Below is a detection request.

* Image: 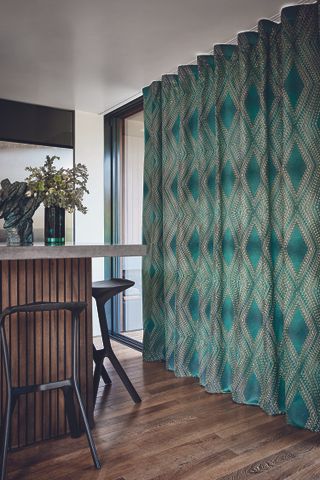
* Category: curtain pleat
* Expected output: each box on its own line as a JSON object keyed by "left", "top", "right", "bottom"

{"left": 142, "top": 2, "right": 320, "bottom": 431}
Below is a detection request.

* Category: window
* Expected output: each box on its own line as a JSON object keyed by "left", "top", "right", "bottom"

{"left": 104, "top": 97, "right": 144, "bottom": 350}
{"left": 120, "top": 111, "right": 144, "bottom": 342}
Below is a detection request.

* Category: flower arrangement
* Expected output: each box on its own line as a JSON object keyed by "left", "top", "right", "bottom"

{"left": 25, "top": 155, "right": 89, "bottom": 214}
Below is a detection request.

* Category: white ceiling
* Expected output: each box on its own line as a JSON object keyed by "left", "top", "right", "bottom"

{"left": 0, "top": 0, "right": 303, "bottom": 114}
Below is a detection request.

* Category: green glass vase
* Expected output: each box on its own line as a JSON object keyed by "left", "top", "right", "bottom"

{"left": 44, "top": 206, "right": 65, "bottom": 245}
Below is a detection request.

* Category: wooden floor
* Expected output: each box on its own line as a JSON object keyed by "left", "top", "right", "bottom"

{"left": 7, "top": 341, "right": 320, "bottom": 480}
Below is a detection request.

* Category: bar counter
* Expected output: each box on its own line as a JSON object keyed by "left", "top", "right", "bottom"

{"left": 0, "top": 243, "right": 146, "bottom": 449}
{"left": 0, "top": 243, "right": 146, "bottom": 260}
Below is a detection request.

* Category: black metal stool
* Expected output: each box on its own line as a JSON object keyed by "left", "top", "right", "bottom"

{"left": 0, "top": 301, "right": 101, "bottom": 480}
{"left": 92, "top": 279, "right": 141, "bottom": 406}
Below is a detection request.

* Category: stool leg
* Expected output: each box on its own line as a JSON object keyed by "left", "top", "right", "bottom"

{"left": 93, "top": 359, "right": 103, "bottom": 406}
{"left": 107, "top": 351, "right": 141, "bottom": 404}
{"left": 96, "top": 298, "right": 140, "bottom": 404}
{"left": 93, "top": 345, "right": 112, "bottom": 386}
{"left": 73, "top": 382, "right": 101, "bottom": 469}
{"left": 72, "top": 313, "right": 101, "bottom": 469}
{"left": 63, "top": 386, "right": 81, "bottom": 438}
{"left": 0, "top": 395, "right": 12, "bottom": 480}
{"left": 0, "top": 328, "right": 13, "bottom": 480}
{"left": 101, "top": 365, "right": 112, "bottom": 385}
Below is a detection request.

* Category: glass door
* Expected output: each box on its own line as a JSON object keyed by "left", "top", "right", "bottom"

{"left": 119, "top": 111, "right": 144, "bottom": 343}
{"left": 104, "top": 98, "right": 144, "bottom": 350}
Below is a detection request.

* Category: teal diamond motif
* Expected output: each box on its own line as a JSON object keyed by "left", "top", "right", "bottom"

{"left": 143, "top": 181, "right": 149, "bottom": 199}
{"left": 246, "top": 156, "right": 261, "bottom": 196}
{"left": 188, "top": 228, "right": 200, "bottom": 262}
{"left": 207, "top": 236, "right": 213, "bottom": 255}
{"left": 268, "top": 159, "right": 277, "bottom": 186}
{"left": 207, "top": 167, "right": 216, "bottom": 195}
{"left": 168, "top": 352, "right": 174, "bottom": 370}
{"left": 149, "top": 264, "right": 156, "bottom": 278}
{"left": 284, "top": 6, "right": 299, "bottom": 26}
{"left": 172, "top": 115, "right": 180, "bottom": 143}
{"left": 222, "top": 297, "right": 233, "bottom": 332}
{"left": 270, "top": 230, "right": 281, "bottom": 265}
{"left": 169, "top": 293, "right": 175, "bottom": 312}
{"left": 207, "top": 105, "right": 216, "bottom": 134}
{"left": 244, "top": 373, "right": 261, "bottom": 403}
{"left": 205, "top": 302, "right": 211, "bottom": 319}
{"left": 221, "top": 44, "right": 236, "bottom": 60}
{"left": 220, "top": 93, "right": 236, "bottom": 130}
{"left": 188, "top": 109, "right": 199, "bottom": 140}
{"left": 288, "top": 309, "right": 309, "bottom": 354}
{"left": 170, "top": 234, "right": 176, "bottom": 255}
{"left": 265, "top": 83, "right": 275, "bottom": 111}
{"left": 273, "top": 303, "right": 284, "bottom": 342}
{"left": 221, "top": 363, "right": 232, "bottom": 392}
{"left": 171, "top": 176, "right": 178, "bottom": 198}
{"left": 287, "top": 392, "right": 309, "bottom": 428}
{"left": 287, "top": 225, "right": 307, "bottom": 272}
{"left": 187, "top": 170, "right": 199, "bottom": 201}
{"left": 189, "top": 290, "right": 199, "bottom": 321}
{"left": 222, "top": 228, "right": 235, "bottom": 265}
{"left": 190, "top": 65, "right": 199, "bottom": 80}
{"left": 189, "top": 351, "right": 199, "bottom": 376}
{"left": 246, "top": 227, "right": 262, "bottom": 269}
{"left": 246, "top": 300, "right": 263, "bottom": 340}
{"left": 146, "top": 318, "right": 155, "bottom": 333}
{"left": 284, "top": 65, "right": 304, "bottom": 109}
{"left": 245, "top": 85, "right": 260, "bottom": 124}
{"left": 221, "top": 161, "right": 235, "bottom": 197}
{"left": 144, "top": 128, "right": 150, "bottom": 144}
{"left": 279, "top": 377, "right": 286, "bottom": 412}
{"left": 286, "top": 144, "right": 306, "bottom": 191}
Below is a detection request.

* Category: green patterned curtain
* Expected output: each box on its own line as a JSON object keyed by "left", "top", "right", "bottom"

{"left": 142, "top": 3, "right": 320, "bottom": 431}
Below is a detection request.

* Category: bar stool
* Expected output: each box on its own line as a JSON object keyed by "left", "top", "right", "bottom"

{"left": 0, "top": 301, "right": 101, "bottom": 480}
{"left": 92, "top": 279, "right": 141, "bottom": 406}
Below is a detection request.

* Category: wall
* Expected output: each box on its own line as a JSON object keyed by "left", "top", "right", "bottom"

{"left": 74, "top": 110, "right": 104, "bottom": 336}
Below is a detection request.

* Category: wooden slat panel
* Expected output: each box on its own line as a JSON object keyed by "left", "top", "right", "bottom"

{"left": 34, "top": 259, "right": 43, "bottom": 443}
{"left": 26, "top": 259, "right": 35, "bottom": 445}
{"left": 49, "top": 258, "right": 58, "bottom": 438}
{"left": 42, "top": 258, "right": 50, "bottom": 441}
{"left": 57, "top": 259, "right": 66, "bottom": 436}
{"left": 0, "top": 257, "right": 93, "bottom": 448}
{"left": 17, "top": 260, "right": 27, "bottom": 448}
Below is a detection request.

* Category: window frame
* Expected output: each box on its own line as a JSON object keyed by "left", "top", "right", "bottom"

{"left": 104, "top": 96, "right": 144, "bottom": 352}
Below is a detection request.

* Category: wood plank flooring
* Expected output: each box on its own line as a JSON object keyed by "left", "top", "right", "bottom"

{"left": 7, "top": 340, "right": 320, "bottom": 480}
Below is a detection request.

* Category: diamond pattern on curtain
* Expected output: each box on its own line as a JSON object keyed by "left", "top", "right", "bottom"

{"left": 142, "top": 2, "right": 320, "bottom": 431}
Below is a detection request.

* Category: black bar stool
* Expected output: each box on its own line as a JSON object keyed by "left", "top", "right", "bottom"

{"left": 0, "top": 301, "right": 101, "bottom": 480}
{"left": 92, "top": 279, "right": 141, "bottom": 406}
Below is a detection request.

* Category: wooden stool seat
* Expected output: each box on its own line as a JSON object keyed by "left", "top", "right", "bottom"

{"left": 92, "top": 278, "right": 134, "bottom": 299}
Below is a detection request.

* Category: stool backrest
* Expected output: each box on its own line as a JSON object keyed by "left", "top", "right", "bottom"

{"left": 0, "top": 301, "right": 87, "bottom": 390}
{"left": 0, "top": 301, "right": 86, "bottom": 326}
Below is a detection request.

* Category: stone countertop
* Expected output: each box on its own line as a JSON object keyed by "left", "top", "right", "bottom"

{"left": 0, "top": 243, "right": 147, "bottom": 260}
